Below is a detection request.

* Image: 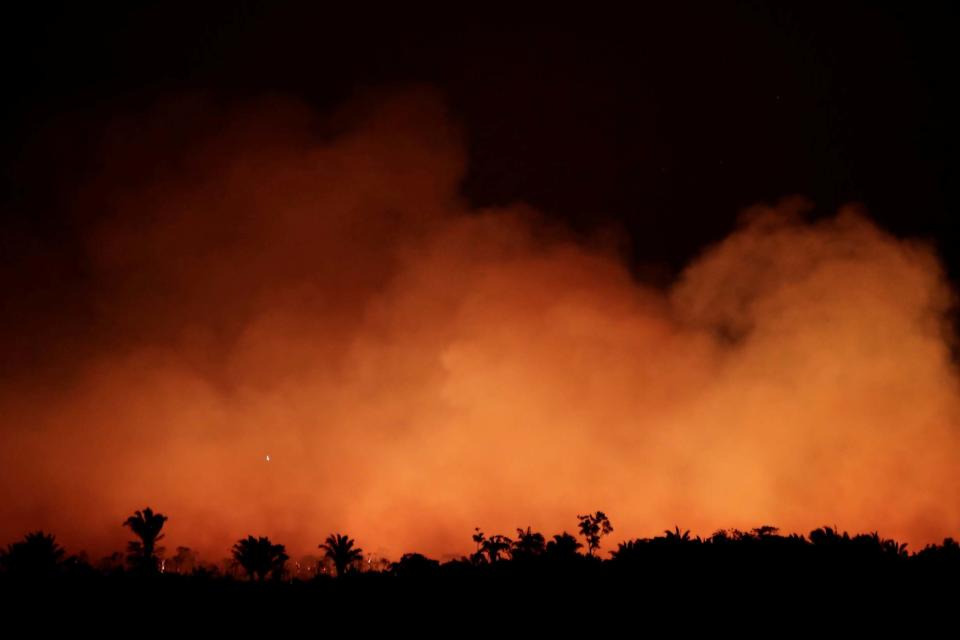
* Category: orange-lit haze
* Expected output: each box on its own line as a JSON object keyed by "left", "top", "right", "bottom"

{"left": 2, "top": 89, "right": 959, "bottom": 563}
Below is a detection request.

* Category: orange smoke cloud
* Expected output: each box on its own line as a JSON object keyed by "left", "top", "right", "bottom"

{"left": 2, "top": 89, "right": 959, "bottom": 563}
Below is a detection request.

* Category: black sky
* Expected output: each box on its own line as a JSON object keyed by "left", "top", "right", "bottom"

{"left": 1, "top": 2, "right": 957, "bottom": 296}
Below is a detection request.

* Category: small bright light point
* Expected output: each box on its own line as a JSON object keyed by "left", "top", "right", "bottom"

{"left": 265, "top": 455, "right": 271, "bottom": 462}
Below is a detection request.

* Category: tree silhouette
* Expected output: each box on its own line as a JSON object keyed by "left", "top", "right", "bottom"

{"left": 577, "top": 511, "right": 613, "bottom": 556}
{"left": 1, "top": 531, "right": 66, "bottom": 579}
{"left": 231, "top": 536, "right": 288, "bottom": 581}
{"left": 481, "top": 534, "right": 513, "bottom": 563}
{"left": 97, "top": 551, "right": 125, "bottom": 575}
{"left": 470, "top": 527, "right": 487, "bottom": 565}
{"left": 882, "top": 538, "right": 909, "bottom": 559}
{"left": 391, "top": 553, "right": 441, "bottom": 578}
{"left": 809, "top": 526, "right": 849, "bottom": 548}
{"left": 850, "top": 531, "right": 908, "bottom": 559}
{"left": 752, "top": 525, "right": 780, "bottom": 539}
{"left": 664, "top": 526, "right": 692, "bottom": 543}
{"left": 512, "top": 527, "right": 546, "bottom": 560}
{"left": 170, "top": 546, "right": 199, "bottom": 574}
{"left": 545, "top": 532, "right": 583, "bottom": 557}
{"left": 610, "top": 539, "right": 643, "bottom": 562}
{"left": 319, "top": 533, "right": 363, "bottom": 577}
{"left": 123, "top": 507, "right": 167, "bottom": 573}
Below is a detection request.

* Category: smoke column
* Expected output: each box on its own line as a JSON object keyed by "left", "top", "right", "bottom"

{"left": 1, "top": 89, "right": 958, "bottom": 561}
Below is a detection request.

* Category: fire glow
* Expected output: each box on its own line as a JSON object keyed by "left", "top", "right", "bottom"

{"left": 1, "top": 90, "right": 958, "bottom": 562}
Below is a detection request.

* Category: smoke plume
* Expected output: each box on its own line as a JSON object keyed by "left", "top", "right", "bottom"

{"left": 2, "top": 89, "right": 958, "bottom": 561}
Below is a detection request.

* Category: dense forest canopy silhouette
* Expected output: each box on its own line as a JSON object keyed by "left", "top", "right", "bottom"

{"left": 4, "top": 508, "right": 960, "bottom": 600}
{"left": 7, "top": 518, "right": 959, "bottom": 628}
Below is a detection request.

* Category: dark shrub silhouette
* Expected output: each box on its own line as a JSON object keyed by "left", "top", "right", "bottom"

{"left": 319, "top": 533, "right": 363, "bottom": 577}
{"left": 232, "top": 536, "right": 288, "bottom": 581}
{"left": 98, "top": 551, "right": 125, "bottom": 575}
{"left": 1, "top": 531, "right": 66, "bottom": 579}
{"left": 123, "top": 507, "right": 167, "bottom": 573}
{"left": 391, "top": 553, "right": 441, "bottom": 579}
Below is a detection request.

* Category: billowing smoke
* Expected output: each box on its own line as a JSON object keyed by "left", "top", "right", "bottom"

{"left": 2, "top": 89, "right": 958, "bottom": 562}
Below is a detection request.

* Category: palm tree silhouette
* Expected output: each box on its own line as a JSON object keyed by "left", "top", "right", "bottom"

{"left": 610, "top": 539, "right": 643, "bottom": 562}
{"left": 882, "top": 538, "right": 909, "bottom": 558}
{"left": 481, "top": 534, "right": 513, "bottom": 563}
{"left": 123, "top": 507, "right": 167, "bottom": 573}
{"left": 319, "top": 533, "right": 364, "bottom": 577}
{"left": 664, "top": 526, "right": 692, "bottom": 543}
{"left": 231, "top": 536, "right": 288, "bottom": 581}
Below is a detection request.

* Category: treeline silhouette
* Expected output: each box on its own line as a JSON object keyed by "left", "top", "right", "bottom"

{"left": 4, "top": 507, "right": 960, "bottom": 580}
{"left": 3, "top": 506, "right": 960, "bottom": 620}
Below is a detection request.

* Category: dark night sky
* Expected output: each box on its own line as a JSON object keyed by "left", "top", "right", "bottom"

{"left": 1, "top": 1, "right": 957, "bottom": 307}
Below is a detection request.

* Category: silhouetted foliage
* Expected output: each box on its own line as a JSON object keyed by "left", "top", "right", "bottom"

{"left": 6, "top": 512, "right": 960, "bottom": 622}
{"left": 512, "top": 527, "right": 546, "bottom": 560}
{"left": 471, "top": 527, "right": 487, "bottom": 565}
{"left": 98, "top": 551, "right": 125, "bottom": 575}
{"left": 663, "top": 526, "right": 693, "bottom": 543}
{"left": 610, "top": 538, "right": 641, "bottom": 561}
{"left": 481, "top": 534, "right": 513, "bottom": 563}
{"left": 231, "top": 536, "right": 288, "bottom": 581}
{"left": 319, "top": 533, "right": 363, "bottom": 577}
{"left": 170, "top": 546, "right": 199, "bottom": 574}
{"left": 190, "top": 563, "right": 220, "bottom": 580}
{"left": 123, "top": 507, "right": 167, "bottom": 574}
{"left": 545, "top": 532, "right": 583, "bottom": 557}
{"left": 472, "top": 527, "right": 485, "bottom": 552}
{"left": 577, "top": 511, "right": 613, "bottom": 556}
{"left": 1, "top": 531, "right": 65, "bottom": 579}
{"left": 391, "top": 553, "right": 441, "bottom": 579}
{"left": 810, "top": 525, "right": 848, "bottom": 547}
